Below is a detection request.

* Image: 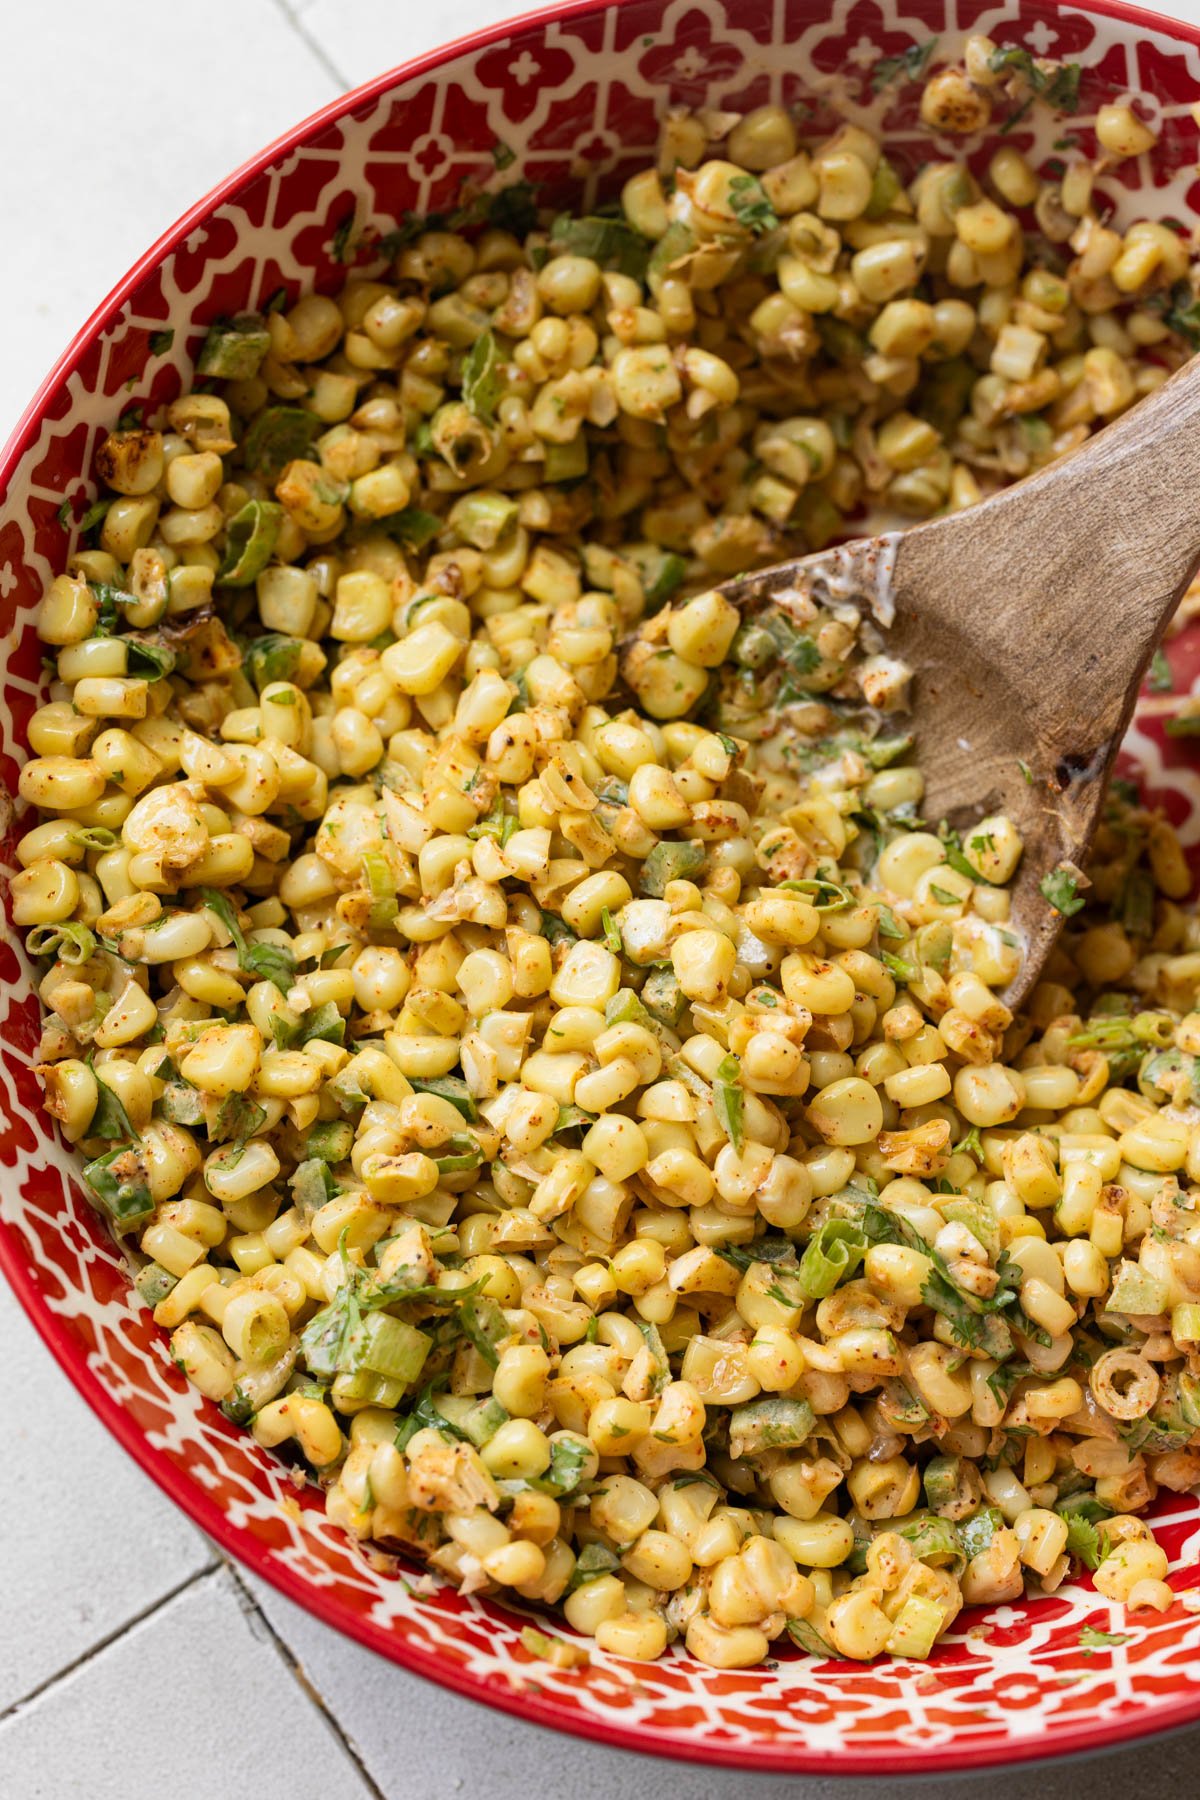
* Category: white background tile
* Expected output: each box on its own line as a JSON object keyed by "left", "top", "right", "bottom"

{"left": 0, "top": 1568, "right": 375, "bottom": 1800}
{"left": 0, "top": 1, "right": 339, "bottom": 435}
{"left": 6, "top": 1, "right": 1200, "bottom": 1794}
{"left": 0, "top": 1283, "right": 214, "bottom": 1712}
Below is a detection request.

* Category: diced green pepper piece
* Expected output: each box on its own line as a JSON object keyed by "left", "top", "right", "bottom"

{"left": 644, "top": 551, "right": 688, "bottom": 612}
{"left": 728, "top": 1396, "right": 815, "bottom": 1457}
{"left": 641, "top": 966, "right": 687, "bottom": 1027}
{"left": 157, "top": 1082, "right": 206, "bottom": 1127}
{"left": 604, "top": 987, "right": 654, "bottom": 1030}
{"left": 198, "top": 315, "right": 270, "bottom": 380}
{"left": 885, "top": 1593, "right": 945, "bottom": 1658}
{"left": 895, "top": 1512, "right": 964, "bottom": 1571}
{"left": 342, "top": 1312, "right": 431, "bottom": 1385}
{"left": 1107, "top": 1261, "right": 1170, "bottom": 1315}
{"left": 640, "top": 839, "right": 705, "bottom": 896}
{"left": 307, "top": 1120, "right": 353, "bottom": 1163}
{"left": 796, "top": 1220, "right": 867, "bottom": 1298}
{"left": 292, "top": 1158, "right": 338, "bottom": 1218}
{"left": 83, "top": 1144, "right": 154, "bottom": 1231}
{"left": 460, "top": 1397, "right": 509, "bottom": 1446}
{"left": 302, "top": 1001, "right": 346, "bottom": 1046}
{"left": 543, "top": 439, "right": 589, "bottom": 483}
{"left": 959, "top": 1506, "right": 1004, "bottom": 1560}
{"left": 135, "top": 1262, "right": 178, "bottom": 1307}
{"left": 409, "top": 1075, "right": 478, "bottom": 1121}
{"left": 566, "top": 1542, "right": 621, "bottom": 1592}
{"left": 332, "top": 1369, "right": 406, "bottom": 1411}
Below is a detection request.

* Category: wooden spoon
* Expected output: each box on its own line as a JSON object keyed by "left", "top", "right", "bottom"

{"left": 720, "top": 354, "right": 1200, "bottom": 1008}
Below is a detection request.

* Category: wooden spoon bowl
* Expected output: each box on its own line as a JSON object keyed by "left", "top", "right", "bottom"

{"left": 722, "top": 355, "right": 1200, "bottom": 1006}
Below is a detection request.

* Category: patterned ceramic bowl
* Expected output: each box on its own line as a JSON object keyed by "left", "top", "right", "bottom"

{"left": 5, "top": 0, "right": 1200, "bottom": 1774}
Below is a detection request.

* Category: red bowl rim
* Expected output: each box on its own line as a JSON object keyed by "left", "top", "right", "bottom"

{"left": 6, "top": 0, "right": 1200, "bottom": 1772}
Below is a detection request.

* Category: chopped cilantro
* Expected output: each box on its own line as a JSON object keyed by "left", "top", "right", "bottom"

{"left": 200, "top": 889, "right": 296, "bottom": 993}
{"left": 330, "top": 211, "right": 357, "bottom": 264}
{"left": 728, "top": 175, "right": 779, "bottom": 235}
{"left": 1062, "top": 1515, "right": 1102, "bottom": 1571}
{"left": 1040, "top": 865, "right": 1086, "bottom": 918}
{"left": 1165, "top": 279, "right": 1200, "bottom": 350}
{"left": 870, "top": 38, "right": 938, "bottom": 92}
{"left": 80, "top": 496, "right": 113, "bottom": 540}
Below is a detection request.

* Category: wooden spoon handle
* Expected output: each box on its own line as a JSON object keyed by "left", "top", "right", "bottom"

{"left": 894, "top": 353, "right": 1200, "bottom": 752}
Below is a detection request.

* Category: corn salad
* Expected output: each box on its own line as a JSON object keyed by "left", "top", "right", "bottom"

{"left": 21, "top": 39, "right": 1200, "bottom": 1670}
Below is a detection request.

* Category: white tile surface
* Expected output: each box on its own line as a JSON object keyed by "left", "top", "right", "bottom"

{"left": 8, "top": 1, "right": 1200, "bottom": 1795}
{"left": 0, "top": 1281, "right": 215, "bottom": 1713}
{"left": 0, "top": 1568, "right": 375, "bottom": 1800}
{"left": 296, "top": 0, "right": 561, "bottom": 88}
{"left": 0, "top": 0, "right": 338, "bottom": 437}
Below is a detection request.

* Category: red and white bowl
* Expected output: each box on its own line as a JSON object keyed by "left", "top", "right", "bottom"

{"left": 5, "top": 0, "right": 1200, "bottom": 1773}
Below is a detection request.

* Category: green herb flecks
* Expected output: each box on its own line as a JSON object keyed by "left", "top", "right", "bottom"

{"left": 1040, "top": 864, "right": 1087, "bottom": 918}
{"left": 200, "top": 889, "right": 296, "bottom": 993}
{"left": 83, "top": 1143, "right": 153, "bottom": 1231}
{"left": 987, "top": 44, "right": 1082, "bottom": 112}
{"left": 871, "top": 38, "right": 938, "bottom": 92}
{"left": 728, "top": 175, "right": 779, "bottom": 236}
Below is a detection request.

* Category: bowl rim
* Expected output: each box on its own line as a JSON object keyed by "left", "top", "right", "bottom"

{"left": 6, "top": 0, "right": 1200, "bottom": 1772}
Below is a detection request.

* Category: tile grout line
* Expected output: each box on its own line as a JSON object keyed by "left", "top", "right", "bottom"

{"left": 221, "top": 1559, "right": 389, "bottom": 1800}
{"left": 269, "top": 0, "right": 353, "bottom": 91}
{"left": 0, "top": 1562, "right": 220, "bottom": 1726}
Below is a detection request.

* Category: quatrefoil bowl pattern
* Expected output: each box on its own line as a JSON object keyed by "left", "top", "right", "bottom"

{"left": 6, "top": 0, "right": 1200, "bottom": 1775}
